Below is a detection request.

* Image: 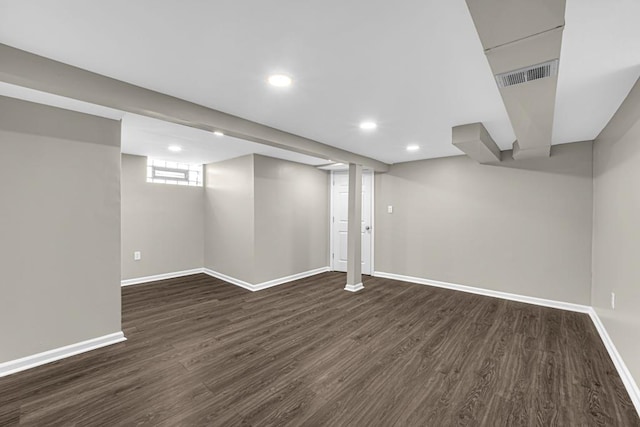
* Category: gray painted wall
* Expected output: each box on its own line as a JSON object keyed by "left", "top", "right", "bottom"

{"left": 375, "top": 141, "right": 593, "bottom": 305}
{"left": 592, "top": 81, "right": 640, "bottom": 386}
{"left": 0, "top": 96, "right": 121, "bottom": 363}
{"left": 254, "top": 155, "right": 329, "bottom": 283}
{"left": 121, "top": 154, "right": 204, "bottom": 280}
{"left": 204, "top": 155, "right": 255, "bottom": 283}
{"left": 204, "top": 154, "right": 329, "bottom": 285}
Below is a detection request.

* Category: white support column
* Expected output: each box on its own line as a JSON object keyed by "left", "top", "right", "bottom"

{"left": 345, "top": 163, "right": 364, "bottom": 292}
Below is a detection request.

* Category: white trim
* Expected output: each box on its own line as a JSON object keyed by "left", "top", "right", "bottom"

{"left": 588, "top": 309, "right": 640, "bottom": 414}
{"left": 373, "top": 271, "right": 591, "bottom": 313}
{"left": 0, "top": 331, "right": 126, "bottom": 378}
{"left": 252, "top": 267, "right": 331, "bottom": 291}
{"left": 121, "top": 268, "right": 204, "bottom": 286}
{"left": 203, "top": 267, "right": 331, "bottom": 292}
{"left": 370, "top": 171, "right": 375, "bottom": 275}
{"left": 330, "top": 170, "right": 374, "bottom": 275}
{"left": 202, "top": 268, "right": 254, "bottom": 291}
{"left": 329, "top": 170, "right": 335, "bottom": 271}
{"left": 344, "top": 282, "right": 364, "bottom": 292}
{"left": 373, "top": 270, "right": 639, "bottom": 415}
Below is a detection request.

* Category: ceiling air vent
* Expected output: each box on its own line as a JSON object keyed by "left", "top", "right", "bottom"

{"left": 495, "top": 59, "right": 559, "bottom": 88}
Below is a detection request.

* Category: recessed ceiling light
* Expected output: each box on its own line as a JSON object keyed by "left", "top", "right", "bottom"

{"left": 268, "top": 74, "right": 292, "bottom": 87}
{"left": 168, "top": 145, "right": 182, "bottom": 152}
{"left": 359, "top": 121, "right": 377, "bottom": 131}
{"left": 406, "top": 144, "right": 420, "bottom": 152}
{"left": 213, "top": 131, "right": 224, "bottom": 137}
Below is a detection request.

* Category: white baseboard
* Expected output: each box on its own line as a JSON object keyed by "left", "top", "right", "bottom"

{"left": 373, "top": 270, "right": 639, "bottom": 415}
{"left": 253, "top": 267, "right": 331, "bottom": 291}
{"left": 344, "top": 283, "right": 364, "bottom": 292}
{"left": 203, "top": 268, "right": 254, "bottom": 291}
{"left": 373, "top": 271, "right": 591, "bottom": 313}
{"left": 0, "top": 331, "right": 126, "bottom": 378}
{"left": 203, "top": 266, "right": 331, "bottom": 292}
{"left": 588, "top": 309, "right": 640, "bottom": 414}
{"left": 121, "top": 268, "right": 205, "bottom": 286}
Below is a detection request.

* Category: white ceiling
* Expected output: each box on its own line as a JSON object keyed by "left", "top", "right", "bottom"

{"left": 0, "top": 82, "right": 330, "bottom": 166}
{"left": 0, "top": 0, "right": 639, "bottom": 164}
{"left": 120, "top": 113, "right": 330, "bottom": 165}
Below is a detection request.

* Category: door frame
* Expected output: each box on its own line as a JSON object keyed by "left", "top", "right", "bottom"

{"left": 329, "top": 169, "right": 375, "bottom": 274}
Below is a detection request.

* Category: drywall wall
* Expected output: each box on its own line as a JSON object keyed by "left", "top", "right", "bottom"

{"left": 204, "top": 154, "right": 255, "bottom": 283}
{"left": 204, "top": 154, "right": 329, "bottom": 285}
{"left": 592, "top": 79, "right": 640, "bottom": 386}
{"left": 253, "top": 154, "right": 329, "bottom": 283}
{"left": 375, "top": 141, "right": 593, "bottom": 305}
{"left": 0, "top": 96, "right": 121, "bottom": 362}
{"left": 121, "top": 154, "right": 204, "bottom": 280}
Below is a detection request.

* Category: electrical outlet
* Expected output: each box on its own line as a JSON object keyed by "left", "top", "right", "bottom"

{"left": 611, "top": 292, "right": 615, "bottom": 309}
{"left": 134, "top": 251, "right": 141, "bottom": 261}
{"left": 387, "top": 205, "right": 393, "bottom": 214}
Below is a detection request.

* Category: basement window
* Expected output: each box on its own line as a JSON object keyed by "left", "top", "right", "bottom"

{"left": 147, "top": 158, "right": 203, "bottom": 187}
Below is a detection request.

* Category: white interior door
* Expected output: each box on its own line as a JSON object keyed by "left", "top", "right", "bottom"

{"left": 331, "top": 171, "right": 373, "bottom": 275}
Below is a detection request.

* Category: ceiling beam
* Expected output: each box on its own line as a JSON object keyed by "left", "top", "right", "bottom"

{"left": 465, "top": 0, "right": 566, "bottom": 159}
{"left": 0, "top": 43, "right": 389, "bottom": 172}
{"left": 452, "top": 122, "right": 501, "bottom": 163}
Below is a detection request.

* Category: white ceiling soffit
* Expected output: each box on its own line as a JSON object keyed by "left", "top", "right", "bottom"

{"left": 452, "top": 122, "right": 501, "bottom": 164}
{"left": 0, "top": 1, "right": 638, "bottom": 162}
{"left": 465, "top": 1, "right": 565, "bottom": 51}
{"left": 317, "top": 163, "right": 350, "bottom": 171}
{"left": 465, "top": 0, "right": 565, "bottom": 159}
{"left": 0, "top": 81, "right": 125, "bottom": 120}
{"left": 122, "top": 114, "right": 330, "bottom": 166}
{"left": 0, "top": 81, "right": 329, "bottom": 166}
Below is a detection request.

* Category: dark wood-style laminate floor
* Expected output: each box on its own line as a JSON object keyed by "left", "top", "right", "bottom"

{"left": 1, "top": 272, "right": 638, "bottom": 426}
